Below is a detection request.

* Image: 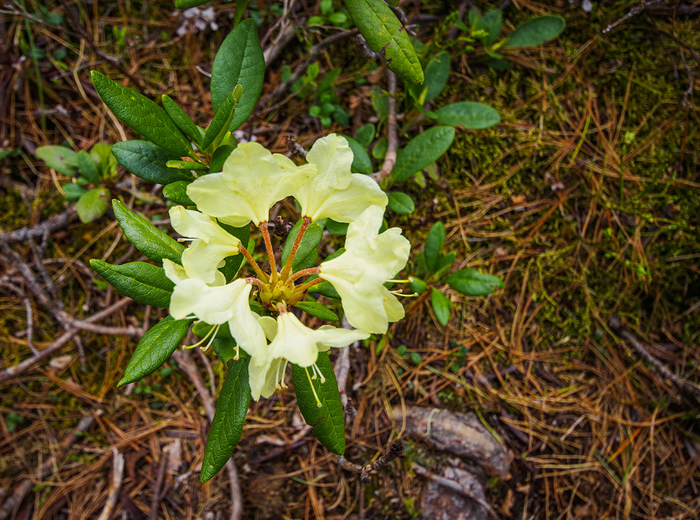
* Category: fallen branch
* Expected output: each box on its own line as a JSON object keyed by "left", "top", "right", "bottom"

{"left": 336, "top": 442, "right": 403, "bottom": 483}
{"left": 0, "top": 207, "right": 77, "bottom": 243}
{"left": 0, "top": 298, "right": 133, "bottom": 385}
{"left": 97, "top": 448, "right": 125, "bottom": 520}
{"left": 608, "top": 316, "right": 700, "bottom": 400}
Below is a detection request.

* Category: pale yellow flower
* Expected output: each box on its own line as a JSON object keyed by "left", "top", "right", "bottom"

{"left": 292, "top": 134, "right": 387, "bottom": 222}
{"left": 319, "top": 205, "right": 410, "bottom": 333}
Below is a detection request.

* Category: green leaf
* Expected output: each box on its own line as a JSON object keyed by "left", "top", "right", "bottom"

{"left": 203, "top": 87, "right": 240, "bottom": 151}
{"left": 90, "top": 71, "right": 191, "bottom": 157}
{"left": 294, "top": 301, "right": 339, "bottom": 321}
{"left": 292, "top": 352, "right": 345, "bottom": 455}
{"left": 308, "top": 280, "right": 341, "bottom": 299}
{"left": 372, "top": 138, "right": 388, "bottom": 160}
{"left": 118, "top": 316, "right": 190, "bottom": 386}
{"left": 209, "top": 145, "right": 235, "bottom": 173}
{"left": 201, "top": 358, "right": 251, "bottom": 483}
{"left": 410, "top": 51, "right": 450, "bottom": 104}
{"left": 391, "top": 126, "right": 455, "bottom": 182}
{"left": 387, "top": 192, "right": 415, "bottom": 214}
{"left": 281, "top": 220, "right": 324, "bottom": 272}
{"left": 504, "top": 15, "right": 566, "bottom": 48}
{"left": 76, "top": 188, "right": 109, "bottom": 222}
{"left": 90, "top": 260, "right": 174, "bottom": 308}
{"left": 344, "top": 0, "right": 424, "bottom": 85}
{"left": 424, "top": 221, "right": 445, "bottom": 274}
{"left": 175, "top": 0, "right": 209, "bottom": 8}
{"left": 36, "top": 145, "right": 79, "bottom": 176}
{"left": 446, "top": 269, "right": 504, "bottom": 296}
{"left": 431, "top": 288, "right": 451, "bottom": 326}
{"left": 112, "top": 199, "right": 185, "bottom": 264}
{"left": 342, "top": 135, "right": 373, "bottom": 174}
{"left": 166, "top": 160, "right": 208, "bottom": 171}
{"left": 355, "top": 124, "right": 375, "bottom": 147}
{"left": 162, "top": 181, "right": 194, "bottom": 206}
{"left": 63, "top": 182, "right": 87, "bottom": 201}
{"left": 213, "top": 338, "right": 237, "bottom": 364}
{"left": 431, "top": 102, "right": 500, "bottom": 129}
{"left": 112, "top": 140, "right": 193, "bottom": 184}
{"left": 211, "top": 20, "right": 265, "bottom": 132}
{"left": 162, "top": 95, "right": 203, "bottom": 147}
{"left": 408, "top": 276, "right": 427, "bottom": 294}
{"left": 324, "top": 219, "right": 348, "bottom": 236}
{"left": 435, "top": 252, "right": 456, "bottom": 279}
{"left": 476, "top": 10, "right": 502, "bottom": 46}
{"left": 193, "top": 321, "right": 233, "bottom": 340}
{"left": 77, "top": 150, "right": 99, "bottom": 184}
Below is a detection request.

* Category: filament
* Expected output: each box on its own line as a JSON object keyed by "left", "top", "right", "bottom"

{"left": 305, "top": 367, "right": 323, "bottom": 407}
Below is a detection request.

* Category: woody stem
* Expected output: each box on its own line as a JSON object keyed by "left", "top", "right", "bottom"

{"left": 279, "top": 216, "right": 311, "bottom": 281}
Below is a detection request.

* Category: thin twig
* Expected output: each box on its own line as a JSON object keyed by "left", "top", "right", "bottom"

{"left": 0, "top": 207, "right": 77, "bottom": 243}
{"left": 609, "top": 316, "right": 700, "bottom": 400}
{"left": 97, "top": 448, "right": 125, "bottom": 520}
{"left": 371, "top": 71, "right": 398, "bottom": 183}
{"left": 337, "top": 442, "right": 403, "bottom": 483}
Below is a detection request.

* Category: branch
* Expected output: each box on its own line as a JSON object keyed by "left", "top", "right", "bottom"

{"left": 608, "top": 316, "right": 700, "bottom": 400}
{"left": 0, "top": 206, "right": 77, "bottom": 244}
{"left": 336, "top": 442, "right": 403, "bottom": 483}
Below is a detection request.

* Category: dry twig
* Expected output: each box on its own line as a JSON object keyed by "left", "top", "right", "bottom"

{"left": 371, "top": 71, "right": 398, "bottom": 182}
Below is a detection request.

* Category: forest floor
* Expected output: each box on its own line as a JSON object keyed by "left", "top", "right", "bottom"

{"left": 1, "top": 1, "right": 699, "bottom": 519}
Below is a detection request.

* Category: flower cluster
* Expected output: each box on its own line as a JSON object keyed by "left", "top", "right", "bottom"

{"left": 164, "top": 134, "right": 410, "bottom": 402}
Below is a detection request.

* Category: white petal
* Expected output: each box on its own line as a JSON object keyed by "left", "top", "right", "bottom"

{"left": 226, "top": 279, "right": 268, "bottom": 359}
{"left": 169, "top": 278, "right": 236, "bottom": 324}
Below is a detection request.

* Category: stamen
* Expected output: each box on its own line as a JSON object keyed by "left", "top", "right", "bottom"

{"left": 200, "top": 324, "right": 221, "bottom": 352}
{"left": 304, "top": 367, "right": 323, "bottom": 408}
{"left": 390, "top": 290, "right": 419, "bottom": 298}
{"left": 386, "top": 278, "right": 411, "bottom": 283}
{"left": 234, "top": 345, "right": 240, "bottom": 361}
{"left": 177, "top": 238, "right": 196, "bottom": 243}
{"left": 182, "top": 323, "right": 219, "bottom": 349}
{"left": 280, "top": 360, "right": 289, "bottom": 388}
{"left": 312, "top": 363, "right": 326, "bottom": 384}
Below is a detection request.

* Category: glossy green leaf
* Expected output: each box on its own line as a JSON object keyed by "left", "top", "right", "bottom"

{"left": 424, "top": 221, "right": 445, "bottom": 274}
{"left": 431, "top": 288, "right": 451, "bottom": 326}
{"left": 162, "top": 95, "right": 203, "bottom": 147}
{"left": 281, "top": 219, "right": 324, "bottom": 272}
{"left": 446, "top": 269, "right": 504, "bottom": 296}
{"left": 211, "top": 20, "right": 265, "bottom": 132}
{"left": 201, "top": 358, "right": 251, "bottom": 483}
{"left": 76, "top": 188, "right": 109, "bottom": 222}
{"left": 90, "top": 260, "right": 174, "bottom": 308}
{"left": 77, "top": 150, "right": 99, "bottom": 184}
{"left": 344, "top": 0, "right": 424, "bottom": 85}
{"left": 307, "top": 280, "right": 341, "bottom": 299}
{"left": 113, "top": 199, "right": 185, "bottom": 264}
{"left": 36, "top": 145, "right": 79, "bottom": 176}
{"left": 294, "top": 301, "right": 339, "bottom": 321}
{"left": 162, "top": 181, "right": 194, "bottom": 206}
{"left": 410, "top": 51, "right": 450, "bottom": 104}
{"left": 504, "top": 15, "right": 566, "bottom": 48}
{"left": 213, "top": 338, "right": 237, "bottom": 364}
{"left": 435, "top": 252, "right": 456, "bottom": 279}
{"left": 431, "top": 102, "right": 500, "bottom": 129}
{"left": 209, "top": 145, "right": 235, "bottom": 173}
{"left": 387, "top": 192, "right": 415, "bottom": 214}
{"left": 118, "top": 316, "right": 190, "bottom": 386}
{"left": 342, "top": 135, "right": 373, "bottom": 174}
{"left": 112, "top": 140, "right": 193, "bottom": 184}
{"left": 292, "top": 352, "right": 345, "bottom": 455}
{"left": 203, "top": 87, "right": 239, "bottom": 151}
{"left": 391, "top": 126, "right": 455, "bottom": 182}
{"left": 90, "top": 71, "right": 191, "bottom": 157}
